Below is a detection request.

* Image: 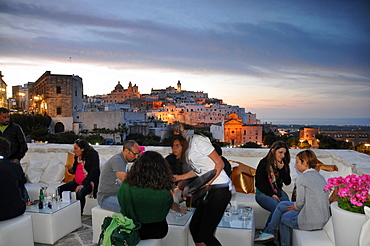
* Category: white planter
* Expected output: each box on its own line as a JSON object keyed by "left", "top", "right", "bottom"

{"left": 331, "top": 201, "right": 366, "bottom": 246}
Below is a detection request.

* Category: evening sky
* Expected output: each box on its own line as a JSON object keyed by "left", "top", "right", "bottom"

{"left": 0, "top": 0, "right": 369, "bottom": 119}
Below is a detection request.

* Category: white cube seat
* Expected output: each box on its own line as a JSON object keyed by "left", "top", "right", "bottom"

{"left": 230, "top": 192, "right": 270, "bottom": 229}
{"left": 0, "top": 214, "right": 34, "bottom": 246}
{"left": 292, "top": 217, "right": 334, "bottom": 246}
{"left": 92, "top": 206, "right": 162, "bottom": 245}
{"left": 138, "top": 239, "right": 162, "bottom": 246}
{"left": 92, "top": 205, "right": 115, "bottom": 243}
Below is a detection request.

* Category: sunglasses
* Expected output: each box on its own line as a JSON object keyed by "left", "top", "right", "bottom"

{"left": 128, "top": 148, "right": 140, "bottom": 157}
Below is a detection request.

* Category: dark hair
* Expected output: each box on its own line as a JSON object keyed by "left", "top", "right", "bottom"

{"left": 171, "top": 135, "right": 188, "bottom": 162}
{"left": 123, "top": 140, "right": 138, "bottom": 151}
{"left": 0, "top": 108, "right": 9, "bottom": 114}
{"left": 212, "top": 143, "right": 222, "bottom": 156}
{"left": 125, "top": 151, "right": 173, "bottom": 190}
{"left": 296, "top": 150, "right": 318, "bottom": 169}
{"left": 74, "top": 139, "right": 97, "bottom": 160}
{"left": 0, "top": 137, "right": 11, "bottom": 157}
{"left": 265, "top": 141, "right": 290, "bottom": 173}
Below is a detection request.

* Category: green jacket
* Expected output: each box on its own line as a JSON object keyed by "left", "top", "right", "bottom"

{"left": 117, "top": 182, "right": 173, "bottom": 223}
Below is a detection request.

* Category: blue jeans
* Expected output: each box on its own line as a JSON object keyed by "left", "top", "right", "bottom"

{"left": 264, "top": 201, "right": 300, "bottom": 246}
{"left": 98, "top": 196, "right": 121, "bottom": 213}
{"left": 255, "top": 190, "right": 290, "bottom": 226}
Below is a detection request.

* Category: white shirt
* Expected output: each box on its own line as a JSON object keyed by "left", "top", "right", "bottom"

{"left": 186, "top": 135, "right": 231, "bottom": 187}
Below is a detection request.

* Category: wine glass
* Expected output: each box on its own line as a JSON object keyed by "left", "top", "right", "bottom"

{"left": 40, "top": 184, "right": 48, "bottom": 197}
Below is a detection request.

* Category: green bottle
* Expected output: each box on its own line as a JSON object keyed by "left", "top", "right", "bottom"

{"left": 39, "top": 188, "right": 44, "bottom": 202}
{"left": 39, "top": 188, "right": 44, "bottom": 209}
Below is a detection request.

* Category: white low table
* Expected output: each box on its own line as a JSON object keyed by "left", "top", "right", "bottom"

{"left": 162, "top": 209, "right": 194, "bottom": 246}
{"left": 25, "top": 200, "right": 82, "bottom": 244}
{"left": 188, "top": 210, "right": 255, "bottom": 246}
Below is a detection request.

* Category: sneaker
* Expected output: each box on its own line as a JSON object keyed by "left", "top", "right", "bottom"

{"left": 254, "top": 233, "right": 274, "bottom": 242}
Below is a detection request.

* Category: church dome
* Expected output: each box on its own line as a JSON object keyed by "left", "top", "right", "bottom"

{"left": 115, "top": 81, "right": 123, "bottom": 90}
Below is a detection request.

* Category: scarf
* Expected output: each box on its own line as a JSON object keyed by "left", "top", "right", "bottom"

{"left": 268, "top": 165, "right": 280, "bottom": 196}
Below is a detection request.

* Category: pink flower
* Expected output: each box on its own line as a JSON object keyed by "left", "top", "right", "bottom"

{"left": 325, "top": 174, "right": 370, "bottom": 212}
{"left": 139, "top": 146, "right": 146, "bottom": 155}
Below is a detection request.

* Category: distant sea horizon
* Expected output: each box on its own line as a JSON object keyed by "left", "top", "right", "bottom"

{"left": 260, "top": 118, "right": 370, "bottom": 126}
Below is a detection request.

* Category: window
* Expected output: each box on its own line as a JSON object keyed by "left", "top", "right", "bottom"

{"left": 57, "top": 107, "right": 62, "bottom": 114}
{"left": 94, "top": 124, "right": 97, "bottom": 129}
{"left": 56, "top": 86, "right": 61, "bottom": 94}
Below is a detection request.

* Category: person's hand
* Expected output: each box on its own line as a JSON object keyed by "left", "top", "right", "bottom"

{"left": 75, "top": 185, "right": 83, "bottom": 193}
{"left": 272, "top": 194, "right": 280, "bottom": 202}
{"left": 179, "top": 207, "right": 187, "bottom": 214}
{"left": 287, "top": 203, "right": 300, "bottom": 211}
{"left": 173, "top": 175, "right": 182, "bottom": 182}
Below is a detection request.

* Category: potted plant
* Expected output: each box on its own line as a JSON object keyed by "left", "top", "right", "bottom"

{"left": 324, "top": 174, "right": 370, "bottom": 214}
{"left": 324, "top": 174, "right": 370, "bottom": 246}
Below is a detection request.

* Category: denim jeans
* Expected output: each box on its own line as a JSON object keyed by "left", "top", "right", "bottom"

{"left": 255, "top": 190, "right": 290, "bottom": 226}
{"left": 264, "top": 201, "right": 299, "bottom": 246}
{"left": 98, "top": 196, "right": 121, "bottom": 213}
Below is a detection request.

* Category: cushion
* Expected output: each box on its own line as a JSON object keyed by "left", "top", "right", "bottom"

{"left": 40, "top": 158, "right": 65, "bottom": 184}
{"left": 229, "top": 160, "right": 256, "bottom": 194}
{"left": 63, "top": 152, "right": 75, "bottom": 183}
{"left": 26, "top": 159, "right": 50, "bottom": 184}
{"left": 359, "top": 206, "right": 370, "bottom": 246}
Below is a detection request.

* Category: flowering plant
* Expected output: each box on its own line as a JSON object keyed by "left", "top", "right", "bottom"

{"left": 324, "top": 174, "right": 370, "bottom": 214}
{"left": 139, "top": 146, "right": 146, "bottom": 155}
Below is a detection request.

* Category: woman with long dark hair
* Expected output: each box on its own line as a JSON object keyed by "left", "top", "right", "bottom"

{"left": 255, "top": 141, "right": 292, "bottom": 227}
{"left": 117, "top": 151, "right": 181, "bottom": 239}
{"left": 58, "top": 139, "right": 100, "bottom": 214}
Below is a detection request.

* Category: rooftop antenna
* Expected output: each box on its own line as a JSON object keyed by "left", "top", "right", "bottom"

{"left": 69, "top": 57, "right": 72, "bottom": 73}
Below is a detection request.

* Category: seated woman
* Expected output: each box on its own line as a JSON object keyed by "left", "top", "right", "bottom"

{"left": 255, "top": 141, "right": 292, "bottom": 227}
{"left": 165, "top": 135, "right": 188, "bottom": 177}
{"left": 255, "top": 150, "right": 330, "bottom": 245}
{"left": 117, "top": 151, "right": 183, "bottom": 240}
{"left": 58, "top": 139, "right": 100, "bottom": 214}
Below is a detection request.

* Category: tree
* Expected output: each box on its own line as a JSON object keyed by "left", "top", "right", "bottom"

{"left": 86, "top": 134, "right": 104, "bottom": 145}
{"left": 241, "top": 142, "right": 262, "bottom": 148}
{"left": 263, "top": 132, "right": 277, "bottom": 147}
{"left": 114, "top": 123, "right": 128, "bottom": 143}
{"left": 298, "top": 140, "right": 311, "bottom": 149}
{"left": 316, "top": 134, "right": 353, "bottom": 149}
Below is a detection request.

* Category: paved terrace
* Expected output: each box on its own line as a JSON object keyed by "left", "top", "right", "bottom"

{"left": 26, "top": 144, "right": 369, "bottom": 245}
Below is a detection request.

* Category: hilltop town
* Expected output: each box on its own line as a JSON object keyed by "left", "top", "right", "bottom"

{"left": 1, "top": 71, "right": 369, "bottom": 149}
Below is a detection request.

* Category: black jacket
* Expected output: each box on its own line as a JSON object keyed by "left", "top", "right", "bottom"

{"left": 255, "top": 157, "right": 291, "bottom": 197}
{"left": 0, "top": 157, "right": 27, "bottom": 220}
{"left": 0, "top": 123, "right": 28, "bottom": 161}
{"left": 69, "top": 150, "right": 100, "bottom": 198}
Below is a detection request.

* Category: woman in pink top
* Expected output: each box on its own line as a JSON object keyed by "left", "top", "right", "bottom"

{"left": 58, "top": 139, "right": 100, "bottom": 214}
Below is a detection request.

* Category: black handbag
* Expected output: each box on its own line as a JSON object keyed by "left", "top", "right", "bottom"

{"left": 182, "top": 169, "right": 216, "bottom": 203}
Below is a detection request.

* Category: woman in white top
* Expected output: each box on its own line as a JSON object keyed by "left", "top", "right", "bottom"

{"left": 174, "top": 125, "right": 232, "bottom": 246}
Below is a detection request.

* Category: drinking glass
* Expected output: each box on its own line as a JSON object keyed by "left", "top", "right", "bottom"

{"left": 40, "top": 184, "right": 48, "bottom": 198}
{"left": 185, "top": 194, "right": 193, "bottom": 212}
{"left": 54, "top": 188, "right": 61, "bottom": 201}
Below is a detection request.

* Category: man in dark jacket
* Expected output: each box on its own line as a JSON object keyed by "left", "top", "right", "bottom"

{"left": 0, "top": 137, "right": 26, "bottom": 220}
{"left": 0, "top": 107, "right": 29, "bottom": 202}
{"left": 0, "top": 108, "right": 28, "bottom": 163}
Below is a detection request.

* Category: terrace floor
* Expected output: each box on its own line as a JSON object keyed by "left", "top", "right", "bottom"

{"left": 33, "top": 214, "right": 277, "bottom": 246}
